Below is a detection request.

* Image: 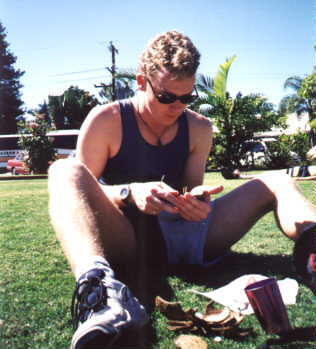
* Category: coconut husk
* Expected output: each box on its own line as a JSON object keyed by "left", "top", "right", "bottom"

{"left": 155, "top": 296, "right": 253, "bottom": 339}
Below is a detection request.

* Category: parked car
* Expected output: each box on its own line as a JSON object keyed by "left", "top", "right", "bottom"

{"left": 68, "top": 150, "right": 76, "bottom": 158}
{"left": 239, "top": 140, "right": 268, "bottom": 168}
{"left": 6, "top": 151, "right": 29, "bottom": 175}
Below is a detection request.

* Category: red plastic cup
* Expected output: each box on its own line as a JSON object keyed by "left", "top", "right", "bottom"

{"left": 244, "top": 277, "right": 292, "bottom": 334}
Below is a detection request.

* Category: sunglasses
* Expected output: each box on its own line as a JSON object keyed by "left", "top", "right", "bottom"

{"left": 147, "top": 78, "right": 199, "bottom": 104}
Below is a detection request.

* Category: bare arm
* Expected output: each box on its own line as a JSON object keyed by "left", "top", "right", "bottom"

{"left": 76, "top": 104, "right": 116, "bottom": 178}
{"left": 176, "top": 111, "right": 223, "bottom": 221}
{"left": 76, "top": 103, "right": 128, "bottom": 206}
{"left": 181, "top": 111, "right": 213, "bottom": 190}
{"left": 295, "top": 176, "right": 316, "bottom": 181}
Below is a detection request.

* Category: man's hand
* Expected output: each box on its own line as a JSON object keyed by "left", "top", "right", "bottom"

{"left": 176, "top": 185, "right": 224, "bottom": 221}
{"left": 130, "top": 181, "right": 180, "bottom": 215}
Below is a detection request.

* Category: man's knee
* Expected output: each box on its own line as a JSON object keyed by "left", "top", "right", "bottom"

{"left": 256, "top": 172, "right": 297, "bottom": 194}
{"left": 48, "top": 157, "right": 98, "bottom": 196}
{"left": 49, "top": 158, "right": 87, "bottom": 180}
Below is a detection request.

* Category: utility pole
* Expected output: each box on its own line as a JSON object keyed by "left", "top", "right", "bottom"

{"left": 95, "top": 41, "right": 119, "bottom": 101}
{"left": 107, "top": 41, "right": 119, "bottom": 101}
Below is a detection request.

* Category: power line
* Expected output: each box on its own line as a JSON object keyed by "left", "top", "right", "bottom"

{"left": 53, "top": 68, "right": 107, "bottom": 77}
{"left": 57, "top": 75, "right": 111, "bottom": 83}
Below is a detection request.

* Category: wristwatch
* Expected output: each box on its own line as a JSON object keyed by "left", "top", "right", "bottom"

{"left": 120, "top": 185, "right": 132, "bottom": 205}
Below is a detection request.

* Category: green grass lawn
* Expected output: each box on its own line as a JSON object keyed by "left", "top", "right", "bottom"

{"left": 1, "top": 174, "right": 316, "bottom": 349}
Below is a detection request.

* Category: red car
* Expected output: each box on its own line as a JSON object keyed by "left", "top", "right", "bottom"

{"left": 6, "top": 152, "right": 29, "bottom": 175}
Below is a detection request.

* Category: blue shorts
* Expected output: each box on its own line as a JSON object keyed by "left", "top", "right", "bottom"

{"left": 158, "top": 201, "right": 228, "bottom": 267}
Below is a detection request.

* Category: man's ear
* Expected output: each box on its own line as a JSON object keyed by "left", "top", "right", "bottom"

{"left": 136, "top": 74, "right": 146, "bottom": 91}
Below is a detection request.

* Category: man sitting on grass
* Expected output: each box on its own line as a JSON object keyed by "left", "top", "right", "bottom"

{"left": 48, "top": 30, "right": 316, "bottom": 349}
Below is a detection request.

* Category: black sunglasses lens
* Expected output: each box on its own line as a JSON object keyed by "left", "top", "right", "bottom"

{"left": 158, "top": 93, "right": 197, "bottom": 104}
{"left": 151, "top": 80, "right": 198, "bottom": 104}
{"left": 157, "top": 93, "right": 177, "bottom": 104}
{"left": 179, "top": 95, "right": 197, "bottom": 104}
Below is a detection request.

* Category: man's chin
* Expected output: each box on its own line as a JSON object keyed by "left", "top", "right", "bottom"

{"left": 167, "top": 109, "right": 185, "bottom": 119}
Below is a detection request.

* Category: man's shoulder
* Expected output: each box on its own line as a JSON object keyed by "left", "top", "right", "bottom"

{"left": 185, "top": 109, "right": 213, "bottom": 152}
{"left": 79, "top": 101, "right": 123, "bottom": 140}
{"left": 186, "top": 108, "right": 213, "bottom": 131}
{"left": 82, "top": 101, "right": 122, "bottom": 131}
{"left": 89, "top": 101, "right": 120, "bottom": 121}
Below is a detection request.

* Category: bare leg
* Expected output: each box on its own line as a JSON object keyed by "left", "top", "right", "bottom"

{"left": 204, "top": 172, "right": 316, "bottom": 259}
{"left": 48, "top": 158, "right": 136, "bottom": 277}
{"left": 50, "top": 161, "right": 150, "bottom": 349}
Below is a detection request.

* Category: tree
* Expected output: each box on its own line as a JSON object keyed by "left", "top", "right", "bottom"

{"left": 193, "top": 56, "right": 281, "bottom": 169}
{"left": 48, "top": 86, "right": 99, "bottom": 129}
{"left": 0, "top": 21, "right": 25, "bottom": 134}
{"left": 48, "top": 95, "right": 65, "bottom": 129}
{"left": 63, "top": 86, "right": 99, "bottom": 129}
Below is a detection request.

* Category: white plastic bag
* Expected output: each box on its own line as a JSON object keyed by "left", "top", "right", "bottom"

{"left": 190, "top": 274, "right": 299, "bottom": 315}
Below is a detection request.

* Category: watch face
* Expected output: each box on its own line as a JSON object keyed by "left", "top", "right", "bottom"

{"left": 120, "top": 187, "right": 130, "bottom": 200}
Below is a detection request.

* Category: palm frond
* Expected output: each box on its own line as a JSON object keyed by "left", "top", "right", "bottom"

{"left": 116, "top": 68, "right": 137, "bottom": 81}
{"left": 278, "top": 93, "right": 309, "bottom": 115}
{"left": 196, "top": 74, "right": 214, "bottom": 94}
{"left": 214, "top": 55, "right": 237, "bottom": 98}
{"left": 283, "top": 76, "right": 304, "bottom": 91}
{"left": 191, "top": 94, "right": 219, "bottom": 117}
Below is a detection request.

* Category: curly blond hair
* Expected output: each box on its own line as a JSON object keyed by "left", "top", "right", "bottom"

{"left": 139, "top": 30, "right": 200, "bottom": 79}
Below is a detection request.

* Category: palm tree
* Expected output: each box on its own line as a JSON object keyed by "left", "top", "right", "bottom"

{"left": 192, "top": 55, "right": 236, "bottom": 121}
{"left": 192, "top": 56, "right": 279, "bottom": 170}
{"left": 193, "top": 56, "right": 240, "bottom": 169}
{"left": 192, "top": 56, "right": 237, "bottom": 119}
{"left": 280, "top": 76, "right": 310, "bottom": 115}
{"left": 280, "top": 74, "right": 316, "bottom": 145}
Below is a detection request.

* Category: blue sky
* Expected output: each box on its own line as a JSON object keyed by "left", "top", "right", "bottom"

{"left": 1, "top": 0, "right": 315, "bottom": 111}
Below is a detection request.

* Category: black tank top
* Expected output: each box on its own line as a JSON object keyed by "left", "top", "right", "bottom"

{"left": 100, "top": 99, "right": 189, "bottom": 191}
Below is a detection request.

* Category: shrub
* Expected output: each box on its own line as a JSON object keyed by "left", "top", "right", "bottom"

{"left": 265, "top": 132, "right": 309, "bottom": 169}
{"left": 18, "top": 116, "right": 57, "bottom": 174}
{"left": 289, "top": 132, "right": 310, "bottom": 163}
{"left": 265, "top": 137, "right": 294, "bottom": 169}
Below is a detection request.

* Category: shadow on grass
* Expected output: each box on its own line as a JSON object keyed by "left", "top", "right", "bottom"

{"left": 167, "top": 251, "right": 296, "bottom": 288}
{"left": 112, "top": 251, "right": 303, "bottom": 348}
